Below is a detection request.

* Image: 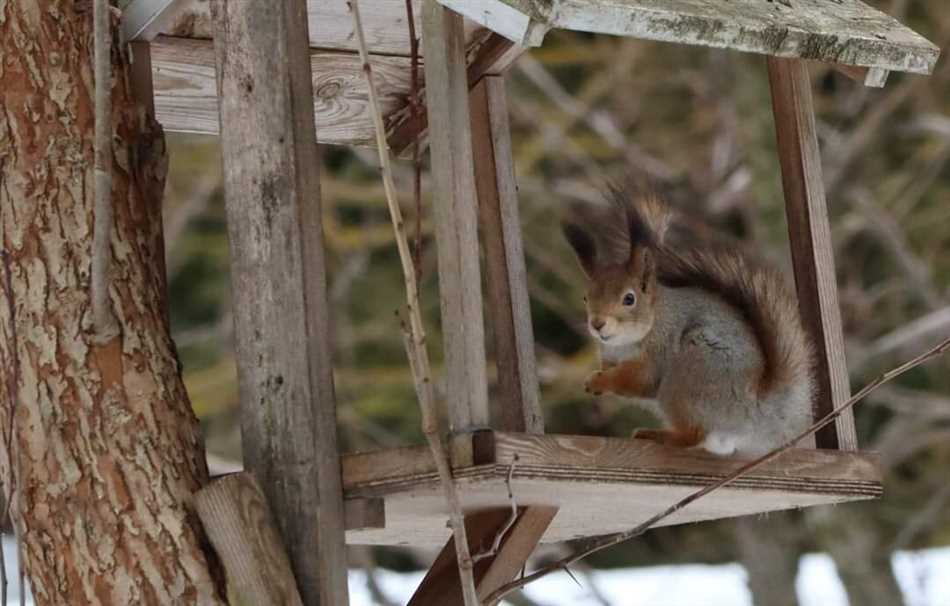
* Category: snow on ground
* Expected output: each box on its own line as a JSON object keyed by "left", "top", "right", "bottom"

{"left": 4, "top": 538, "right": 949, "bottom": 605}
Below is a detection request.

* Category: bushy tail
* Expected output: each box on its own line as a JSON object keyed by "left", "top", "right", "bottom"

{"left": 617, "top": 191, "right": 813, "bottom": 396}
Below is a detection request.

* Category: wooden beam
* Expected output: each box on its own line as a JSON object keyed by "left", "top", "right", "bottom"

{"left": 194, "top": 473, "right": 304, "bottom": 606}
{"left": 407, "top": 507, "right": 557, "bottom": 606}
{"left": 766, "top": 57, "right": 857, "bottom": 452}
{"left": 128, "top": 41, "right": 155, "bottom": 121}
{"left": 436, "top": 0, "right": 940, "bottom": 74}
{"left": 211, "top": 0, "right": 349, "bottom": 603}
{"left": 150, "top": 36, "right": 412, "bottom": 146}
{"left": 471, "top": 76, "right": 543, "bottom": 434}
{"left": 387, "top": 31, "right": 523, "bottom": 155}
{"left": 120, "top": 0, "right": 189, "bottom": 41}
{"left": 421, "top": 0, "right": 489, "bottom": 431}
{"left": 476, "top": 506, "right": 558, "bottom": 604}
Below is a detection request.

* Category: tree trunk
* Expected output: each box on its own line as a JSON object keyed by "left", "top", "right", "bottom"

{"left": 0, "top": 2, "right": 224, "bottom": 604}
{"left": 736, "top": 515, "right": 801, "bottom": 606}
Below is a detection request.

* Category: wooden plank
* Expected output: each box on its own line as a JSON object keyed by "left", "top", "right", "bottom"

{"left": 162, "top": 0, "right": 421, "bottom": 55}
{"left": 211, "top": 0, "right": 349, "bottom": 603}
{"left": 476, "top": 506, "right": 558, "bottom": 603}
{"left": 194, "top": 473, "right": 304, "bottom": 606}
{"left": 150, "top": 36, "right": 411, "bottom": 146}
{"left": 407, "top": 507, "right": 557, "bottom": 605}
{"left": 767, "top": 57, "right": 857, "bottom": 451}
{"left": 471, "top": 77, "right": 543, "bottom": 434}
{"left": 120, "top": 0, "right": 189, "bottom": 41}
{"left": 484, "top": 432, "right": 877, "bottom": 482}
{"left": 421, "top": 0, "right": 489, "bottom": 431}
{"left": 339, "top": 432, "right": 881, "bottom": 546}
{"left": 438, "top": 0, "right": 940, "bottom": 74}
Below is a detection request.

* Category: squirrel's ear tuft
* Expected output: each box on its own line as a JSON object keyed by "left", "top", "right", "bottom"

{"left": 629, "top": 246, "right": 656, "bottom": 290}
{"left": 563, "top": 222, "right": 597, "bottom": 278}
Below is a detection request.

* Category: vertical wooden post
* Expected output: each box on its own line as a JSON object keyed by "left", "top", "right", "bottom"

{"left": 422, "top": 0, "right": 490, "bottom": 432}
{"left": 767, "top": 57, "right": 857, "bottom": 451}
{"left": 211, "top": 1, "right": 349, "bottom": 604}
{"left": 411, "top": 57, "right": 557, "bottom": 606}
{"left": 471, "top": 76, "right": 544, "bottom": 434}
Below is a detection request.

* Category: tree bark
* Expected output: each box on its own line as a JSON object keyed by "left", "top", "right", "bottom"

{"left": 0, "top": 2, "right": 224, "bottom": 604}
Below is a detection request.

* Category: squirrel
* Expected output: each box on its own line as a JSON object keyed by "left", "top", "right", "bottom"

{"left": 562, "top": 186, "right": 815, "bottom": 456}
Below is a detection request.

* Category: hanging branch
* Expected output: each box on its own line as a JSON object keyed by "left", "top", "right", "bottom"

{"left": 92, "top": 0, "right": 118, "bottom": 339}
{"left": 486, "top": 335, "right": 950, "bottom": 603}
{"left": 345, "top": 2, "right": 480, "bottom": 605}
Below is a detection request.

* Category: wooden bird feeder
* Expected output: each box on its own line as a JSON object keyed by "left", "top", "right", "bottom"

{"left": 122, "top": 0, "right": 939, "bottom": 602}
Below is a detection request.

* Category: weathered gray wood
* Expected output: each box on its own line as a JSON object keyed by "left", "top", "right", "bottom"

{"left": 162, "top": 0, "right": 423, "bottom": 55}
{"left": 767, "top": 57, "right": 857, "bottom": 452}
{"left": 150, "top": 36, "right": 411, "bottom": 146}
{"left": 341, "top": 431, "right": 881, "bottom": 546}
{"left": 439, "top": 0, "right": 939, "bottom": 74}
{"left": 194, "top": 473, "right": 305, "bottom": 606}
{"left": 211, "top": 0, "right": 349, "bottom": 603}
{"left": 471, "top": 76, "right": 543, "bottom": 434}
{"left": 422, "top": 0, "right": 490, "bottom": 431}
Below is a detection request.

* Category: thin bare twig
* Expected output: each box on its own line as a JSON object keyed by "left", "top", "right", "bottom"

{"left": 346, "top": 2, "right": 479, "bottom": 604}
{"left": 92, "top": 0, "right": 118, "bottom": 339}
{"left": 487, "top": 336, "right": 950, "bottom": 603}
{"left": 473, "top": 460, "right": 519, "bottom": 563}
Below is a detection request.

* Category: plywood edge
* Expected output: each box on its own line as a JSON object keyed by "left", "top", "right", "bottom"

{"left": 341, "top": 431, "right": 883, "bottom": 502}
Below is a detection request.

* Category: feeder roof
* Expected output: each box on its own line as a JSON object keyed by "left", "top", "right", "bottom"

{"left": 441, "top": 0, "right": 939, "bottom": 74}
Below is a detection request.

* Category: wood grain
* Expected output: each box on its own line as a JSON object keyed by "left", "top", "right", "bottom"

{"left": 767, "top": 56, "right": 857, "bottom": 451}
{"left": 163, "top": 0, "right": 421, "bottom": 55}
{"left": 211, "top": 0, "right": 349, "bottom": 602}
{"left": 194, "top": 473, "right": 304, "bottom": 606}
{"left": 340, "top": 431, "right": 882, "bottom": 546}
{"left": 151, "top": 36, "right": 411, "bottom": 146}
{"left": 422, "top": 0, "right": 490, "bottom": 431}
{"left": 441, "top": 0, "right": 940, "bottom": 74}
{"left": 471, "top": 77, "right": 543, "bottom": 434}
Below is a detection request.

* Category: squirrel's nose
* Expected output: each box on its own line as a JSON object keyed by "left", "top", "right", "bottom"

{"left": 591, "top": 318, "right": 606, "bottom": 331}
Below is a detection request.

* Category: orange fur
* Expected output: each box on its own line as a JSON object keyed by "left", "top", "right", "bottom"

{"left": 584, "top": 358, "right": 656, "bottom": 399}
{"left": 633, "top": 427, "right": 705, "bottom": 448}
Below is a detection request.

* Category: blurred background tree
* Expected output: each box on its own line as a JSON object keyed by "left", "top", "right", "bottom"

{"left": 163, "top": 1, "right": 949, "bottom": 603}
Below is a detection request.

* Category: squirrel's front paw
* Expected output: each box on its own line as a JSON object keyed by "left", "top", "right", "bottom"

{"left": 585, "top": 371, "right": 608, "bottom": 396}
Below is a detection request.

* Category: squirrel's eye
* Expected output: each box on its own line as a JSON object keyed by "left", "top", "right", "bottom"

{"left": 622, "top": 292, "right": 636, "bottom": 307}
